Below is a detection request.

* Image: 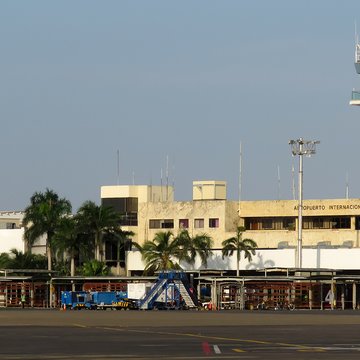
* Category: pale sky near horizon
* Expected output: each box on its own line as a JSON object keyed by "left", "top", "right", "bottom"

{"left": 1, "top": 1, "right": 360, "bottom": 212}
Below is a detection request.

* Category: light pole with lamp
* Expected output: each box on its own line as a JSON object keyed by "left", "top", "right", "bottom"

{"left": 289, "top": 138, "right": 320, "bottom": 269}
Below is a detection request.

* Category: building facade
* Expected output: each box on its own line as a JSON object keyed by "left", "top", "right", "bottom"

{"left": 0, "top": 211, "right": 25, "bottom": 254}
{"left": 101, "top": 181, "right": 360, "bottom": 274}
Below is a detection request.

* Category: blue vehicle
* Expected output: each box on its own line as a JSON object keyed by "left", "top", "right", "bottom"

{"left": 60, "top": 290, "right": 138, "bottom": 310}
{"left": 61, "top": 291, "right": 92, "bottom": 310}
{"left": 91, "top": 291, "right": 122, "bottom": 309}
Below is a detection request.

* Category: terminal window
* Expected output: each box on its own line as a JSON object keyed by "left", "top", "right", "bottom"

{"left": 209, "top": 218, "right": 219, "bottom": 228}
{"left": 179, "top": 219, "right": 189, "bottom": 228}
{"left": 303, "top": 216, "right": 350, "bottom": 229}
{"left": 194, "top": 218, "right": 204, "bottom": 228}
{"left": 245, "top": 217, "right": 295, "bottom": 230}
{"left": 149, "top": 219, "right": 174, "bottom": 229}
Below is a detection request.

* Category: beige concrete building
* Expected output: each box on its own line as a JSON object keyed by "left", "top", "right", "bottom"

{"left": 101, "top": 181, "right": 360, "bottom": 273}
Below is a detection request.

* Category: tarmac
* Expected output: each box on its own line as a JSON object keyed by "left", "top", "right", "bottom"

{"left": 2, "top": 308, "right": 360, "bottom": 327}
{"left": 2, "top": 309, "right": 360, "bottom": 359}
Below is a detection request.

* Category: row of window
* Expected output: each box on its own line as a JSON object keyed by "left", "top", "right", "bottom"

{"left": 0, "top": 222, "right": 18, "bottom": 229}
{"left": 149, "top": 218, "right": 220, "bottom": 230}
{"left": 245, "top": 216, "right": 354, "bottom": 231}
{"left": 245, "top": 218, "right": 295, "bottom": 231}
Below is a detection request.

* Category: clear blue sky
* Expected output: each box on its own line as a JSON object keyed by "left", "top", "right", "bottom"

{"left": 1, "top": 0, "right": 360, "bottom": 211}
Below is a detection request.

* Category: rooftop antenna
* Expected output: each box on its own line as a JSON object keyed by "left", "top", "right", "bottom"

{"left": 160, "top": 168, "right": 163, "bottom": 202}
{"left": 238, "top": 141, "right": 242, "bottom": 213}
{"left": 166, "top": 155, "right": 169, "bottom": 202}
{"left": 171, "top": 159, "right": 175, "bottom": 200}
{"left": 117, "top": 149, "right": 120, "bottom": 185}
{"left": 346, "top": 172, "right": 349, "bottom": 199}
{"left": 277, "top": 165, "right": 281, "bottom": 200}
{"left": 149, "top": 173, "right": 153, "bottom": 202}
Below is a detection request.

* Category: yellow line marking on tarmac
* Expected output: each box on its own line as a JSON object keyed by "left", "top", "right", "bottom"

{"left": 275, "top": 341, "right": 325, "bottom": 351}
{"left": 297, "top": 349, "right": 326, "bottom": 352}
{"left": 95, "top": 326, "right": 325, "bottom": 352}
{"left": 232, "top": 348, "right": 246, "bottom": 353}
{"left": 72, "top": 323, "right": 87, "bottom": 328}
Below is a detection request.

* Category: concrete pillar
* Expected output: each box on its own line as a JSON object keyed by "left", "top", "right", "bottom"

{"left": 309, "top": 287, "right": 313, "bottom": 310}
{"left": 30, "top": 289, "right": 34, "bottom": 308}
{"left": 341, "top": 285, "right": 345, "bottom": 310}
{"left": 331, "top": 281, "right": 335, "bottom": 310}
{"left": 353, "top": 282, "right": 357, "bottom": 310}
{"left": 320, "top": 283, "right": 323, "bottom": 310}
{"left": 49, "top": 281, "right": 53, "bottom": 308}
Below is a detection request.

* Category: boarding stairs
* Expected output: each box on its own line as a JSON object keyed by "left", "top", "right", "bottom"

{"left": 139, "top": 278, "right": 167, "bottom": 310}
{"left": 139, "top": 271, "right": 198, "bottom": 310}
{"left": 173, "top": 280, "right": 197, "bottom": 309}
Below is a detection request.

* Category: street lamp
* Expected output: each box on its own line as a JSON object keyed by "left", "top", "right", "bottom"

{"left": 289, "top": 138, "right": 320, "bottom": 269}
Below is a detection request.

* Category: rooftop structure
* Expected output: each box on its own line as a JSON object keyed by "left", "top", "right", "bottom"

{"left": 350, "top": 37, "right": 360, "bottom": 105}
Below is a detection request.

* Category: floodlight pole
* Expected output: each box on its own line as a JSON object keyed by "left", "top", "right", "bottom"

{"left": 289, "top": 138, "right": 320, "bottom": 269}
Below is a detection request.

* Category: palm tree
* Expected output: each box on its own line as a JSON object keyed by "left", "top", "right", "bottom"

{"left": 176, "top": 229, "right": 213, "bottom": 268}
{"left": 222, "top": 226, "right": 257, "bottom": 276}
{"left": 0, "top": 252, "right": 10, "bottom": 268}
{"left": 6, "top": 249, "right": 47, "bottom": 270}
{"left": 81, "top": 259, "right": 109, "bottom": 276}
{"left": 23, "top": 189, "right": 72, "bottom": 270}
{"left": 134, "top": 231, "right": 184, "bottom": 274}
{"left": 76, "top": 201, "right": 120, "bottom": 262}
{"left": 103, "top": 228, "right": 134, "bottom": 275}
{"left": 52, "top": 216, "right": 91, "bottom": 276}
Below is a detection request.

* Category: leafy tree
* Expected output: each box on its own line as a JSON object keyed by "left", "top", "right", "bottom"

{"left": 176, "top": 229, "right": 213, "bottom": 268}
{"left": 134, "top": 231, "right": 185, "bottom": 275}
{"left": 23, "top": 189, "right": 72, "bottom": 270}
{"left": 81, "top": 260, "right": 109, "bottom": 276}
{"left": 222, "top": 226, "right": 257, "bottom": 276}
{"left": 0, "top": 252, "right": 11, "bottom": 268}
{"left": 76, "top": 201, "right": 120, "bottom": 262}
{"left": 5, "top": 249, "right": 47, "bottom": 270}
{"left": 52, "top": 259, "right": 70, "bottom": 276}
{"left": 103, "top": 228, "right": 134, "bottom": 275}
{"left": 52, "top": 216, "right": 92, "bottom": 276}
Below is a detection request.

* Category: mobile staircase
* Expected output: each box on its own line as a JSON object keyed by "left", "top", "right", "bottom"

{"left": 139, "top": 271, "right": 198, "bottom": 310}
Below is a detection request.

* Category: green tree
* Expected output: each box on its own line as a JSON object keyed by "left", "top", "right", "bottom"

{"left": 103, "top": 228, "right": 134, "bottom": 275}
{"left": 176, "top": 229, "right": 213, "bottom": 268}
{"left": 134, "top": 231, "right": 184, "bottom": 275}
{"left": 0, "top": 252, "right": 10, "bottom": 268}
{"left": 222, "top": 226, "right": 257, "bottom": 276}
{"left": 76, "top": 201, "right": 120, "bottom": 262}
{"left": 52, "top": 216, "right": 92, "bottom": 276}
{"left": 81, "top": 260, "right": 109, "bottom": 276}
{"left": 23, "top": 189, "right": 72, "bottom": 270}
{"left": 6, "top": 249, "right": 47, "bottom": 270}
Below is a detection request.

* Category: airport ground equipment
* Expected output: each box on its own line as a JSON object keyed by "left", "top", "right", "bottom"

{"left": 139, "top": 271, "right": 198, "bottom": 310}
{"left": 60, "top": 290, "right": 138, "bottom": 310}
{"left": 61, "top": 291, "right": 92, "bottom": 310}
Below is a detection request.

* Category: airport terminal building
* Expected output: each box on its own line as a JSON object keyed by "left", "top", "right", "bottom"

{"left": 3, "top": 181, "right": 360, "bottom": 309}
{"left": 101, "top": 181, "right": 360, "bottom": 274}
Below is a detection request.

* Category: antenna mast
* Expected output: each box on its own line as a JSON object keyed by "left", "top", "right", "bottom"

{"left": 238, "top": 142, "right": 242, "bottom": 213}
{"left": 117, "top": 149, "right": 120, "bottom": 185}
{"left": 166, "top": 155, "right": 169, "bottom": 201}
{"left": 277, "top": 165, "right": 281, "bottom": 200}
{"left": 160, "top": 168, "right": 163, "bottom": 202}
